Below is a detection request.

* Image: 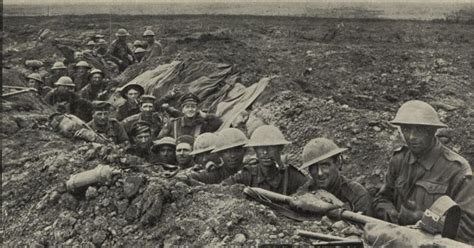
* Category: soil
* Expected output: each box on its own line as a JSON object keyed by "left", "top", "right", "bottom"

{"left": 2, "top": 15, "right": 473, "bottom": 246}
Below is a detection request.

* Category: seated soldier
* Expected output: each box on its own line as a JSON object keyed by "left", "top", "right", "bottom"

{"left": 126, "top": 121, "right": 153, "bottom": 159}
{"left": 75, "top": 101, "right": 129, "bottom": 145}
{"left": 297, "top": 138, "right": 372, "bottom": 215}
{"left": 73, "top": 61, "right": 92, "bottom": 91}
{"left": 45, "top": 61, "right": 68, "bottom": 88}
{"left": 80, "top": 69, "right": 110, "bottom": 101}
{"left": 149, "top": 137, "right": 177, "bottom": 165}
{"left": 373, "top": 100, "right": 470, "bottom": 225}
{"left": 134, "top": 47, "right": 146, "bottom": 63}
{"left": 175, "top": 135, "right": 194, "bottom": 169}
{"left": 121, "top": 94, "right": 180, "bottom": 139}
{"left": 26, "top": 73, "right": 51, "bottom": 97}
{"left": 188, "top": 128, "right": 248, "bottom": 184}
{"left": 117, "top": 83, "right": 144, "bottom": 121}
{"left": 45, "top": 76, "right": 93, "bottom": 122}
{"left": 157, "top": 93, "right": 222, "bottom": 140}
{"left": 222, "top": 125, "right": 308, "bottom": 195}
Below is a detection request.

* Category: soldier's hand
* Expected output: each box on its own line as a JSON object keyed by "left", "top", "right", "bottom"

{"left": 74, "top": 128, "right": 97, "bottom": 142}
{"left": 398, "top": 201, "right": 424, "bottom": 225}
{"left": 289, "top": 193, "right": 338, "bottom": 214}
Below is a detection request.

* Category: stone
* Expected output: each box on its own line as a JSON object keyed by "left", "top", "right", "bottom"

{"left": 331, "top": 220, "right": 349, "bottom": 231}
{"left": 123, "top": 176, "right": 144, "bottom": 199}
{"left": 115, "top": 199, "right": 129, "bottom": 214}
{"left": 232, "top": 233, "right": 246, "bottom": 243}
{"left": 92, "top": 230, "right": 107, "bottom": 246}
{"left": 85, "top": 186, "right": 98, "bottom": 200}
{"left": 59, "top": 193, "right": 78, "bottom": 211}
{"left": 278, "top": 232, "right": 285, "bottom": 238}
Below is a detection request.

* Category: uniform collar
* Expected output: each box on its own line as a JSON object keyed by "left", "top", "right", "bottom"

{"left": 408, "top": 139, "right": 442, "bottom": 171}
{"left": 181, "top": 115, "right": 203, "bottom": 127}
{"left": 309, "top": 175, "right": 345, "bottom": 196}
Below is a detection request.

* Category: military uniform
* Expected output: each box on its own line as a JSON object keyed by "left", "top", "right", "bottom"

{"left": 72, "top": 72, "right": 89, "bottom": 91}
{"left": 126, "top": 145, "right": 151, "bottom": 160}
{"left": 117, "top": 101, "right": 141, "bottom": 121}
{"left": 87, "top": 119, "right": 129, "bottom": 145}
{"left": 157, "top": 114, "right": 222, "bottom": 140}
{"left": 144, "top": 40, "right": 163, "bottom": 61}
{"left": 454, "top": 177, "right": 474, "bottom": 244}
{"left": 79, "top": 84, "right": 109, "bottom": 101}
{"left": 374, "top": 139, "right": 470, "bottom": 224}
{"left": 189, "top": 164, "right": 241, "bottom": 185}
{"left": 106, "top": 39, "right": 134, "bottom": 71}
{"left": 222, "top": 160, "right": 309, "bottom": 195}
{"left": 121, "top": 112, "right": 163, "bottom": 138}
{"left": 298, "top": 176, "right": 372, "bottom": 215}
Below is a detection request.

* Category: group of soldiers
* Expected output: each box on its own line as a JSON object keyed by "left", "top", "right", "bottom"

{"left": 20, "top": 27, "right": 473, "bottom": 243}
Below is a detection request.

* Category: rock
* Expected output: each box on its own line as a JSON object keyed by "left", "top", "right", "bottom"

{"left": 278, "top": 232, "right": 285, "bottom": 238}
{"left": 85, "top": 186, "right": 98, "bottom": 200}
{"left": 232, "top": 233, "right": 246, "bottom": 243}
{"left": 373, "top": 126, "right": 381, "bottom": 132}
{"left": 321, "top": 216, "right": 333, "bottom": 227}
{"left": 59, "top": 193, "right": 78, "bottom": 211}
{"left": 115, "top": 198, "right": 129, "bottom": 214}
{"left": 123, "top": 176, "right": 144, "bottom": 199}
{"left": 269, "top": 235, "right": 277, "bottom": 239}
{"left": 0, "top": 116, "right": 19, "bottom": 135}
{"left": 91, "top": 230, "right": 107, "bottom": 246}
{"left": 331, "top": 220, "right": 349, "bottom": 231}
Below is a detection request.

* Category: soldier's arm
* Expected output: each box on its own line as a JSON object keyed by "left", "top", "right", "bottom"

{"left": 157, "top": 120, "right": 172, "bottom": 139}
{"left": 454, "top": 177, "right": 474, "bottom": 244}
{"left": 350, "top": 183, "right": 374, "bottom": 216}
{"left": 373, "top": 155, "right": 400, "bottom": 221}
{"left": 115, "top": 122, "right": 130, "bottom": 145}
{"left": 221, "top": 169, "right": 250, "bottom": 186}
{"left": 204, "top": 114, "right": 223, "bottom": 132}
{"left": 189, "top": 170, "right": 220, "bottom": 185}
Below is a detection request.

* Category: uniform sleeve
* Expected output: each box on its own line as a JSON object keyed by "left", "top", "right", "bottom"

{"left": 44, "top": 91, "right": 55, "bottom": 105}
{"left": 373, "top": 155, "right": 400, "bottom": 220}
{"left": 115, "top": 122, "right": 129, "bottom": 145}
{"left": 454, "top": 177, "right": 474, "bottom": 245}
{"left": 349, "top": 183, "right": 374, "bottom": 216}
{"left": 157, "top": 120, "right": 173, "bottom": 139}
{"left": 189, "top": 170, "right": 221, "bottom": 185}
{"left": 221, "top": 169, "right": 250, "bottom": 186}
{"left": 204, "top": 114, "right": 223, "bottom": 133}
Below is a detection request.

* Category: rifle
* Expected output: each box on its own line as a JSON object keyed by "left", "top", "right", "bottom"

{"left": 2, "top": 87, "right": 38, "bottom": 97}
{"left": 243, "top": 187, "right": 471, "bottom": 247}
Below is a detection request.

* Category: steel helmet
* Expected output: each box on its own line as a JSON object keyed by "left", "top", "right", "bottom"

{"left": 26, "top": 73, "right": 44, "bottom": 84}
{"left": 97, "top": 39, "right": 107, "bottom": 45}
{"left": 151, "top": 137, "right": 176, "bottom": 152}
{"left": 143, "top": 29, "right": 155, "bottom": 37}
{"left": 54, "top": 76, "right": 75, "bottom": 87}
{"left": 88, "top": 68, "right": 103, "bottom": 78}
{"left": 51, "top": 61, "right": 67, "bottom": 70}
{"left": 190, "top": 132, "right": 218, "bottom": 155}
{"left": 301, "top": 138, "right": 347, "bottom": 169}
{"left": 95, "top": 34, "right": 105, "bottom": 38}
{"left": 245, "top": 125, "right": 290, "bottom": 147}
{"left": 133, "top": 40, "right": 143, "bottom": 47}
{"left": 115, "top": 28, "right": 130, "bottom": 37}
{"left": 134, "top": 47, "right": 146, "bottom": 54}
{"left": 75, "top": 61, "right": 91, "bottom": 68}
{"left": 86, "top": 40, "right": 96, "bottom": 46}
{"left": 390, "top": 100, "right": 447, "bottom": 128}
{"left": 212, "top": 128, "right": 249, "bottom": 153}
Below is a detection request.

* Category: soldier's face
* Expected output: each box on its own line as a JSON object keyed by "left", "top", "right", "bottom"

{"left": 52, "top": 69, "right": 66, "bottom": 76}
{"left": 255, "top": 145, "right": 282, "bottom": 168}
{"left": 28, "top": 79, "right": 39, "bottom": 89}
{"left": 91, "top": 73, "right": 103, "bottom": 85}
{"left": 140, "top": 103, "right": 154, "bottom": 113}
{"left": 127, "top": 89, "right": 140, "bottom": 100}
{"left": 176, "top": 143, "right": 193, "bottom": 166}
{"left": 219, "top": 146, "right": 245, "bottom": 169}
{"left": 93, "top": 111, "right": 109, "bottom": 125}
{"left": 400, "top": 124, "right": 436, "bottom": 156}
{"left": 182, "top": 103, "right": 198, "bottom": 118}
{"left": 145, "top": 36, "right": 154, "bottom": 43}
{"left": 308, "top": 157, "right": 340, "bottom": 189}
{"left": 134, "top": 132, "right": 151, "bottom": 149}
{"left": 158, "top": 145, "right": 175, "bottom": 164}
{"left": 194, "top": 151, "right": 219, "bottom": 166}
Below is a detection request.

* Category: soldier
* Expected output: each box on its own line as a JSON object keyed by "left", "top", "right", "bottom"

{"left": 75, "top": 101, "right": 129, "bottom": 145}
{"left": 45, "top": 61, "right": 68, "bottom": 88}
{"left": 189, "top": 128, "right": 248, "bottom": 184}
{"left": 150, "top": 137, "right": 177, "bottom": 165}
{"left": 121, "top": 95, "right": 162, "bottom": 138}
{"left": 105, "top": 28, "right": 134, "bottom": 72}
{"left": 79, "top": 69, "right": 110, "bottom": 101}
{"left": 84, "top": 40, "right": 96, "bottom": 54}
{"left": 126, "top": 121, "right": 153, "bottom": 159}
{"left": 26, "top": 73, "right": 51, "bottom": 97}
{"left": 73, "top": 60, "right": 92, "bottom": 91}
{"left": 133, "top": 40, "right": 145, "bottom": 49}
{"left": 373, "top": 100, "right": 471, "bottom": 225}
{"left": 297, "top": 138, "right": 372, "bottom": 215}
{"left": 189, "top": 132, "right": 221, "bottom": 171}
{"left": 175, "top": 135, "right": 194, "bottom": 169}
{"left": 93, "top": 34, "right": 105, "bottom": 43}
{"left": 222, "top": 125, "right": 308, "bottom": 195}
{"left": 157, "top": 93, "right": 222, "bottom": 139}
{"left": 116, "top": 83, "right": 145, "bottom": 121}
{"left": 142, "top": 29, "right": 163, "bottom": 61}
{"left": 95, "top": 39, "right": 108, "bottom": 57}
{"left": 134, "top": 47, "right": 146, "bottom": 63}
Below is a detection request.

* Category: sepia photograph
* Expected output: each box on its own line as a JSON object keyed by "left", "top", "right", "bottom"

{"left": 2, "top": 0, "right": 474, "bottom": 246}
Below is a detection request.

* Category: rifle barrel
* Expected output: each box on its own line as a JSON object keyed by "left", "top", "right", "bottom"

{"left": 296, "top": 229, "right": 355, "bottom": 241}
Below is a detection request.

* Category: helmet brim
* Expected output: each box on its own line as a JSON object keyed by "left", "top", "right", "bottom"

{"left": 244, "top": 140, "right": 291, "bottom": 147}
{"left": 190, "top": 146, "right": 215, "bottom": 155}
{"left": 300, "top": 147, "right": 347, "bottom": 169}
{"left": 212, "top": 141, "right": 247, "bottom": 153}
{"left": 389, "top": 120, "right": 447, "bottom": 128}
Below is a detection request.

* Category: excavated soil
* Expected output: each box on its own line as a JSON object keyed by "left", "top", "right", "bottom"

{"left": 2, "top": 15, "right": 473, "bottom": 246}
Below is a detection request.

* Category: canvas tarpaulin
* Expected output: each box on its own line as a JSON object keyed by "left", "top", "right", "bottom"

{"left": 109, "top": 59, "right": 270, "bottom": 129}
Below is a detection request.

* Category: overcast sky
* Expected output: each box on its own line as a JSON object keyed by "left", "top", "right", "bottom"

{"left": 5, "top": 0, "right": 472, "bottom": 4}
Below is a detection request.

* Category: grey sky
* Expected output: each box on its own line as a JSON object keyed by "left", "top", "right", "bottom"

{"left": 4, "top": 0, "right": 472, "bottom": 4}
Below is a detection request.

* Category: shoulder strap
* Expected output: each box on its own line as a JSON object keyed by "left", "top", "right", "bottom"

{"left": 283, "top": 167, "right": 289, "bottom": 195}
